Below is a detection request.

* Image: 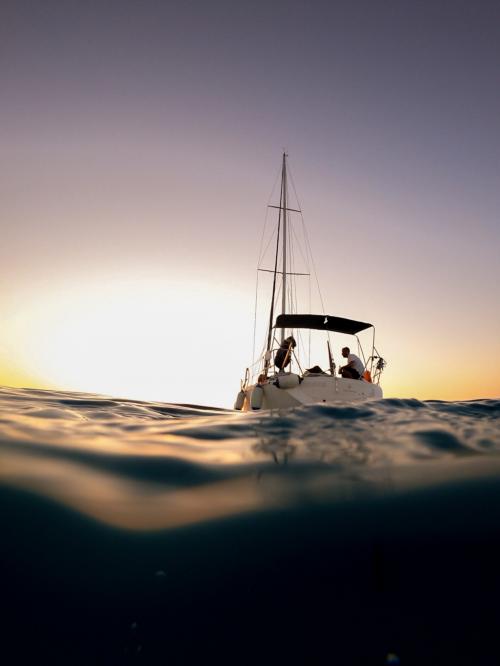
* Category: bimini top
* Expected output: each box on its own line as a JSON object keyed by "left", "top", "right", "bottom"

{"left": 275, "top": 314, "right": 373, "bottom": 335}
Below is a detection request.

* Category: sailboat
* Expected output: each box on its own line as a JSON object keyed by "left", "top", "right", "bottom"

{"left": 235, "top": 153, "right": 386, "bottom": 412}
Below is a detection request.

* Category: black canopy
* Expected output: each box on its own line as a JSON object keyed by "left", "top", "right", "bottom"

{"left": 275, "top": 314, "right": 372, "bottom": 335}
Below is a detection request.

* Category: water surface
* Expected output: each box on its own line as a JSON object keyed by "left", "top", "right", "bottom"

{"left": 1, "top": 386, "right": 499, "bottom": 664}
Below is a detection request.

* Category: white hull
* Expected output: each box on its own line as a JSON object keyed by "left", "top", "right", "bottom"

{"left": 242, "top": 374, "right": 382, "bottom": 411}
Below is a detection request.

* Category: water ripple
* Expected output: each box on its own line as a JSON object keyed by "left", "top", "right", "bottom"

{"left": 0, "top": 386, "right": 499, "bottom": 531}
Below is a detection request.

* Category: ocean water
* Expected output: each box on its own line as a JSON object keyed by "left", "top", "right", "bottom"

{"left": 1, "top": 386, "right": 500, "bottom": 665}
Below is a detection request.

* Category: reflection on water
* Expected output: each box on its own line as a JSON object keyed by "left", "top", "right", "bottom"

{"left": 2, "top": 387, "right": 500, "bottom": 664}
{"left": 1, "top": 386, "right": 499, "bottom": 531}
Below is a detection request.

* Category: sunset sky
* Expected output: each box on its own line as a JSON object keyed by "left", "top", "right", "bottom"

{"left": 1, "top": 0, "right": 499, "bottom": 407}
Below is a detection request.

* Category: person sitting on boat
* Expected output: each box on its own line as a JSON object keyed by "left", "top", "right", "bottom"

{"left": 338, "top": 347, "right": 364, "bottom": 379}
{"left": 274, "top": 336, "right": 296, "bottom": 371}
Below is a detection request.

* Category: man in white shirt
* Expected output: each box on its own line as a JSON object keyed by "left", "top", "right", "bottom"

{"left": 338, "top": 347, "right": 364, "bottom": 379}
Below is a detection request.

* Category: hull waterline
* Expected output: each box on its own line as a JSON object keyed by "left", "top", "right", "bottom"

{"left": 241, "top": 374, "right": 383, "bottom": 411}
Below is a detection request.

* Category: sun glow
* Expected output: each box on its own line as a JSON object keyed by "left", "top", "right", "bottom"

{"left": 1, "top": 276, "right": 253, "bottom": 407}
{"left": 2, "top": 271, "right": 499, "bottom": 407}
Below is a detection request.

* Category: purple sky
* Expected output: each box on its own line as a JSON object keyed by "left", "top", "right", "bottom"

{"left": 1, "top": 0, "right": 499, "bottom": 405}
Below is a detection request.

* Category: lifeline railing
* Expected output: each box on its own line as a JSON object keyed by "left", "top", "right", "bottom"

{"left": 244, "top": 341, "right": 386, "bottom": 388}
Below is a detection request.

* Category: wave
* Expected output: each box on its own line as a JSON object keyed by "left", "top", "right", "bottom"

{"left": 0, "top": 386, "right": 499, "bottom": 533}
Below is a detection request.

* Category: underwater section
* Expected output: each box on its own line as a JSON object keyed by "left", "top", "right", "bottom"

{"left": 1, "top": 387, "right": 500, "bottom": 664}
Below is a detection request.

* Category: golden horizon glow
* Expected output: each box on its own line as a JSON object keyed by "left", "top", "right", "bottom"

{"left": 1, "top": 274, "right": 256, "bottom": 407}
{"left": 1, "top": 272, "right": 499, "bottom": 406}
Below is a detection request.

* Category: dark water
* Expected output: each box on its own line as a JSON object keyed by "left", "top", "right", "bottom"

{"left": 1, "top": 386, "right": 500, "bottom": 665}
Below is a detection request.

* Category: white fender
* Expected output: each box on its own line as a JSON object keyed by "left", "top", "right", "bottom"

{"left": 234, "top": 390, "right": 245, "bottom": 411}
{"left": 276, "top": 373, "right": 301, "bottom": 389}
{"left": 250, "top": 385, "right": 264, "bottom": 410}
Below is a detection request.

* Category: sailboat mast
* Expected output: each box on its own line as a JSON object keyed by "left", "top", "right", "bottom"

{"left": 280, "top": 152, "right": 287, "bottom": 343}
{"left": 263, "top": 153, "right": 288, "bottom": 373}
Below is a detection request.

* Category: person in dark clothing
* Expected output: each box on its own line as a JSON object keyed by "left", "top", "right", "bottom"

{"left": 274, "top": 336, "right": 296, "bottom": 370}
{"left": 305, "top": 365, "right": 325, "bottom": 374}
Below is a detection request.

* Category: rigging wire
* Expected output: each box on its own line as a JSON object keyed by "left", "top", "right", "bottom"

{"left": 258, "top": 225, "right": 278, "bottom": 268}
{"left": 253, "top": 180, "right": 280, "bottom": 366}
{"left": 289, "top": 216, "right": 310, "bottom": 268}
{"left": 253, "top": 162, "right": 283, "bottom": 373}
{"left": 308, "top": 269, "right": 312, "bottom": 366}
{"left": 286, "top": 170, "right": 312, "bottom": 367}
{"left": 257, "top": 164, "right": 282, "bottom": 266}
{"left": 287, "top": 212, "right": 294, "bottom": 313}
{"left": 288, "top": 165, "right": 327, "bottom": 315}
{"left": 290, "top": 225, "right": 300, "bottom": 318}
{"left": 253, "top": 224, "right": 278, "bottom": 364}
{"left": 289, "top": 215, "right": 313, "bottom": 364}
{"left": 252, "top": 270, "right": 260, "bottom": 365}
{"left": 288, "top": 159, "right": 333, "bottom": 364}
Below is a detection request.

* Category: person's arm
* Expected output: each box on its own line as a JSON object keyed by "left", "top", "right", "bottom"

{"left": 345, "top": 354, "right": 356, "bottom": 369}
{"left": 339, "top": 360, "right": 355, "bottom": 371}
